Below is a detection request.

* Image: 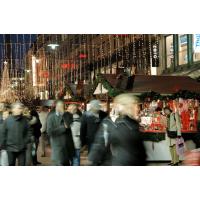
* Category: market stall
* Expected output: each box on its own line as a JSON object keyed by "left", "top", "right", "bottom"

{"left": 93, "top": 73, "right": 200, "bottom": 161}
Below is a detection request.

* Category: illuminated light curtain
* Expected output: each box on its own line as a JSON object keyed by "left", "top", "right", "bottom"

{"left": 83, "top": 34, "right": 87, "bottom": 82}
{"left": 79, "top": 35, "right": 82, "bottom": 81}
{"left": 108, "top": 34, "right": 112, "bottom": 74}
{"left": 91, "top": 34, "right": 95, "bottom": 81}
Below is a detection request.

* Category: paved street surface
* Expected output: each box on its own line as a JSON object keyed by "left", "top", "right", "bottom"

{"left": 36, "top": 143, "right": 179, "bottom": 166}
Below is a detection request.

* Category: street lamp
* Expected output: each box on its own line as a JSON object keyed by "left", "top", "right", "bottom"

{"left": 47, "top": 43, "right": 59, "bottom": 50}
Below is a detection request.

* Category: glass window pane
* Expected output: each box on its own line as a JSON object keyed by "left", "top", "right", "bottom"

{"left": 193, "top": 34, "right": 200, "bottom": 61}
{"left": 165, "top": 35, "right": 174, "bottom": 68}
{"left": 178, "top": 34, "right": 188, "bottom": 65}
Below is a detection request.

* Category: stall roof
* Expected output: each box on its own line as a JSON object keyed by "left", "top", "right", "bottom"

{"left": 101, "top": 74, "right": 200, "bottom": 94}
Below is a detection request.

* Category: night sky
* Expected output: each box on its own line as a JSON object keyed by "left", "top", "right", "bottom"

{"left": 0, "top": 34, "right": 37, "bottom": 70}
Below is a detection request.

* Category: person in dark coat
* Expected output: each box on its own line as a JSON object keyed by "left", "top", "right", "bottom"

{"left": 88, "top": 117, "right": 114, "bottom": 165}
{"left": 47, "top": 100, "right": 75, "bottom": 166}
{"left": 88, "top": 93, "right": 146, "bottom": 166}
{"left": 80, "top": 100, "right": 107, "bottom": 153}
{"left": 30, "top": 109, "right": 42, "bottom": 165}
{"left": 0, "top": 102, "right": 33, "bottom": 166}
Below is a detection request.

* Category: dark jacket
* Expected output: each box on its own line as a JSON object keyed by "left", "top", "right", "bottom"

{"left": 89, "top": 116, "right": 146, "bottom": 166}
{"left": 47, "top": 111, "right": 75, "bottom": 165}
{"left": 0, "top": 115, "right": 33, "bottom": 152}
{"left": 80, "top": 110, "right": 107, "bottom": 149}
{"left": 88, "top": 117, "right": 114, "bottom": 165}
{"left": 30, "top": 110, "right": 42, "bottom": 139}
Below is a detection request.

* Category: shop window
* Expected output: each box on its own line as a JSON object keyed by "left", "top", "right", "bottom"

{"left": 165, "top": 35, "right": 174, "bottom": 68}
{"left": 178, "top": 34, "right": 188, "bottom": 65}
{"left": 193, "top": 34, "right": 200, "bottom": 62}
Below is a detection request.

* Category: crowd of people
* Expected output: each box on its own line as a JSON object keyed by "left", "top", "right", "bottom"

{"left": 0, "top": 92, "right": 187, "bottom": 166}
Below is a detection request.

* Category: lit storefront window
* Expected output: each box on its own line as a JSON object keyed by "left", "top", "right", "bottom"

{"left": 165, "top": 35, "right": 174, "bottom": 68}
{"left": 178, "top": 34, "right": 188, "bottom": 65}
{"left": 193, "top": 34, "right": 200, "bottom": 61}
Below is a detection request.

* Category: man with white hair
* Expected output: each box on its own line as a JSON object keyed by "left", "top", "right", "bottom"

{"left": 0, "top": 102, "right": 33, "bottom": 166}
{"left": 80, "top": 99, "right": 107, "bottom": 153}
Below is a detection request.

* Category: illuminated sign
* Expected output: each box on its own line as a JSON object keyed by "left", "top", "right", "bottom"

{"left": 193, "top": 34, "right": 200, "bottom": 53}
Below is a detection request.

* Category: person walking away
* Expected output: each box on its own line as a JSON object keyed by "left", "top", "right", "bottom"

{"left": 39, "top": 106, "right": 49, "bottom": 157}
{"left": 47, "top": 100, "right": 75, "bottom": 166}
{"left": 164, "top": 107, "right": 182, "bottom": 166}
{"left": 30, "top": 109, "right": 42, "bottom": 165}
{"left": 68, "top": 104, "right": 82, "bottom": 166}
{"left": 0, "top": 102, "right": 32, "bottom": 166}
{"left": 88, "top": 94, "right": 146, "bottom": 166}
{"left": 23, "top": 107, "right": 35, "bottom": 166}
{"left": 80, "top": 100, "right": 107, "bottom": 153}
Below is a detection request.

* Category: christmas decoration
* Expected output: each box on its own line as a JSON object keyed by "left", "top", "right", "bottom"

{"left": 0, "top": 62, "right": 18, "bottom": 103}
{"left": 92, "top": 74, "right": 122, "bottom": 97}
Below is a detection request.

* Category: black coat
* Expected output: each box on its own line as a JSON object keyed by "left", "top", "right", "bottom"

{"left": 80, "top": 110, "right": 107, "bottom": 149}
{"left": 88, "top": 117, "right": 114, "bottom": 165}
{"left": 30, "top": 110, "right": 42, "bottom": 139}
{"left": 89, "top": 116, "right": 146, "bottom": 166}
{"left": 0, "top": 115, "right": 32, "bottom": 152}
{"left": 47, "top": 111, "right": 75, "bottom": 165}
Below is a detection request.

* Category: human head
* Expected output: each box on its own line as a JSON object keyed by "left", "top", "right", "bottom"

{"left": 114, "top": 93, "right": 141, "bottom": 120}
{"left": 164, "top": 107, "right": 172, "bottom": 116}
{"left": 2, "top": 110, "right": 10, "bottom": 120}
{"left": 40, "top": 106, "right": 49, "bottom": 112}
{"left": 55, "top": 100, "right": 65, "bottom": 113}
{"left": 0, "top": 103, "right": 5, "bottom": 112}
{"left": 30, "top": 109, "right": 39, "bottom": 118}
{"left": 89, "top": 100, "right": 101, "bottom": 113}
{"left": 11, "top": 102, "right": 24, "bottom": 116}
{"left": 68, "top": 104, "right": 78, "bottom": 114}
{"left": 23, "top": 106, "right": 30, "bottom": 117}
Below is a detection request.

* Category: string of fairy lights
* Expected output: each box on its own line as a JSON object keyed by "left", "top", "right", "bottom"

{"left": 0, "top": 34, "right": 160, "bottom": 100}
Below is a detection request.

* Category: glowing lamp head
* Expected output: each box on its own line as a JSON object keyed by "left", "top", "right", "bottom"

{"left": 48, "top": 43, "right": 59, "bottom": 50}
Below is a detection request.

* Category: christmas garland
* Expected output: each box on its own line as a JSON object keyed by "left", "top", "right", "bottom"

{"left": 139, "top": 90, "right": 200, "bottom": 101}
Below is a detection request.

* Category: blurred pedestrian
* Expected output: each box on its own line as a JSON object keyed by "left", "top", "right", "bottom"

{"left": 164, "top": 107, "right": 182, "bottom": 166}
{"left": 68, "top": 104, "right": 82, "bottom": 166}
{"left": 0, "top": 102, "right": 32, "bottom": 166}
{"left": 0, "top": 104, "right": 9, "bottom": 166}
{"left": 23, "top": 107, "right": 35, "bottom": 165}
{"left": 47, "top": 100, "right": 75, "bottom": 166}
{"left": 0, "top": 103, "right": 5, "bottom": 128}
{"left": 89, "top": 93, "right": 146, "bottom": 166}
{"left": 80, "top": 100, "right": 107, "bottom": 153}
{"left": 39, "top": 106, "right": 49, "bottom": 157}
{"left": 30, "top": 109, "right": 42, "bottom": 165}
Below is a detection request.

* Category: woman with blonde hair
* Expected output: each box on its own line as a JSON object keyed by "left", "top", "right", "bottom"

{"left": 89, "top": 93, "right": 146, "bottom": 166}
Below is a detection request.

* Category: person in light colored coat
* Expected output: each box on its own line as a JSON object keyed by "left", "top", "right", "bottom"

{"left": 164, "top": 107, "right": 182, "bottom": 166}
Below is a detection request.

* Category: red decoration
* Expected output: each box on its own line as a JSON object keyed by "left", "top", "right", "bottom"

{"left": 61, "top": 63, "right": 75, "bottom": 69}
{"left": 79, "top": 54, "right": 87, "bottom": 59}
{"left": 40, "top": 71, "right": 49, "bottom": 78}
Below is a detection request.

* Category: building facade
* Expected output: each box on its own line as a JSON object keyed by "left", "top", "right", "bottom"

{"left": 160, "top": 34, "right": 200, "bottom": 78}
{"left": 26, "top": 34, "right": 163, "bottom": 99}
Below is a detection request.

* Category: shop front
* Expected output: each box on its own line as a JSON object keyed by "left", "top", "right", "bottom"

{"left": 93, "top": 73, "right": 200, "bottom": 161}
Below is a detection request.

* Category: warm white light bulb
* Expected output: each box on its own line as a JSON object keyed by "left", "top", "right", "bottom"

{"left": 48, "top": 44, "right": 59, "bottom": 50}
